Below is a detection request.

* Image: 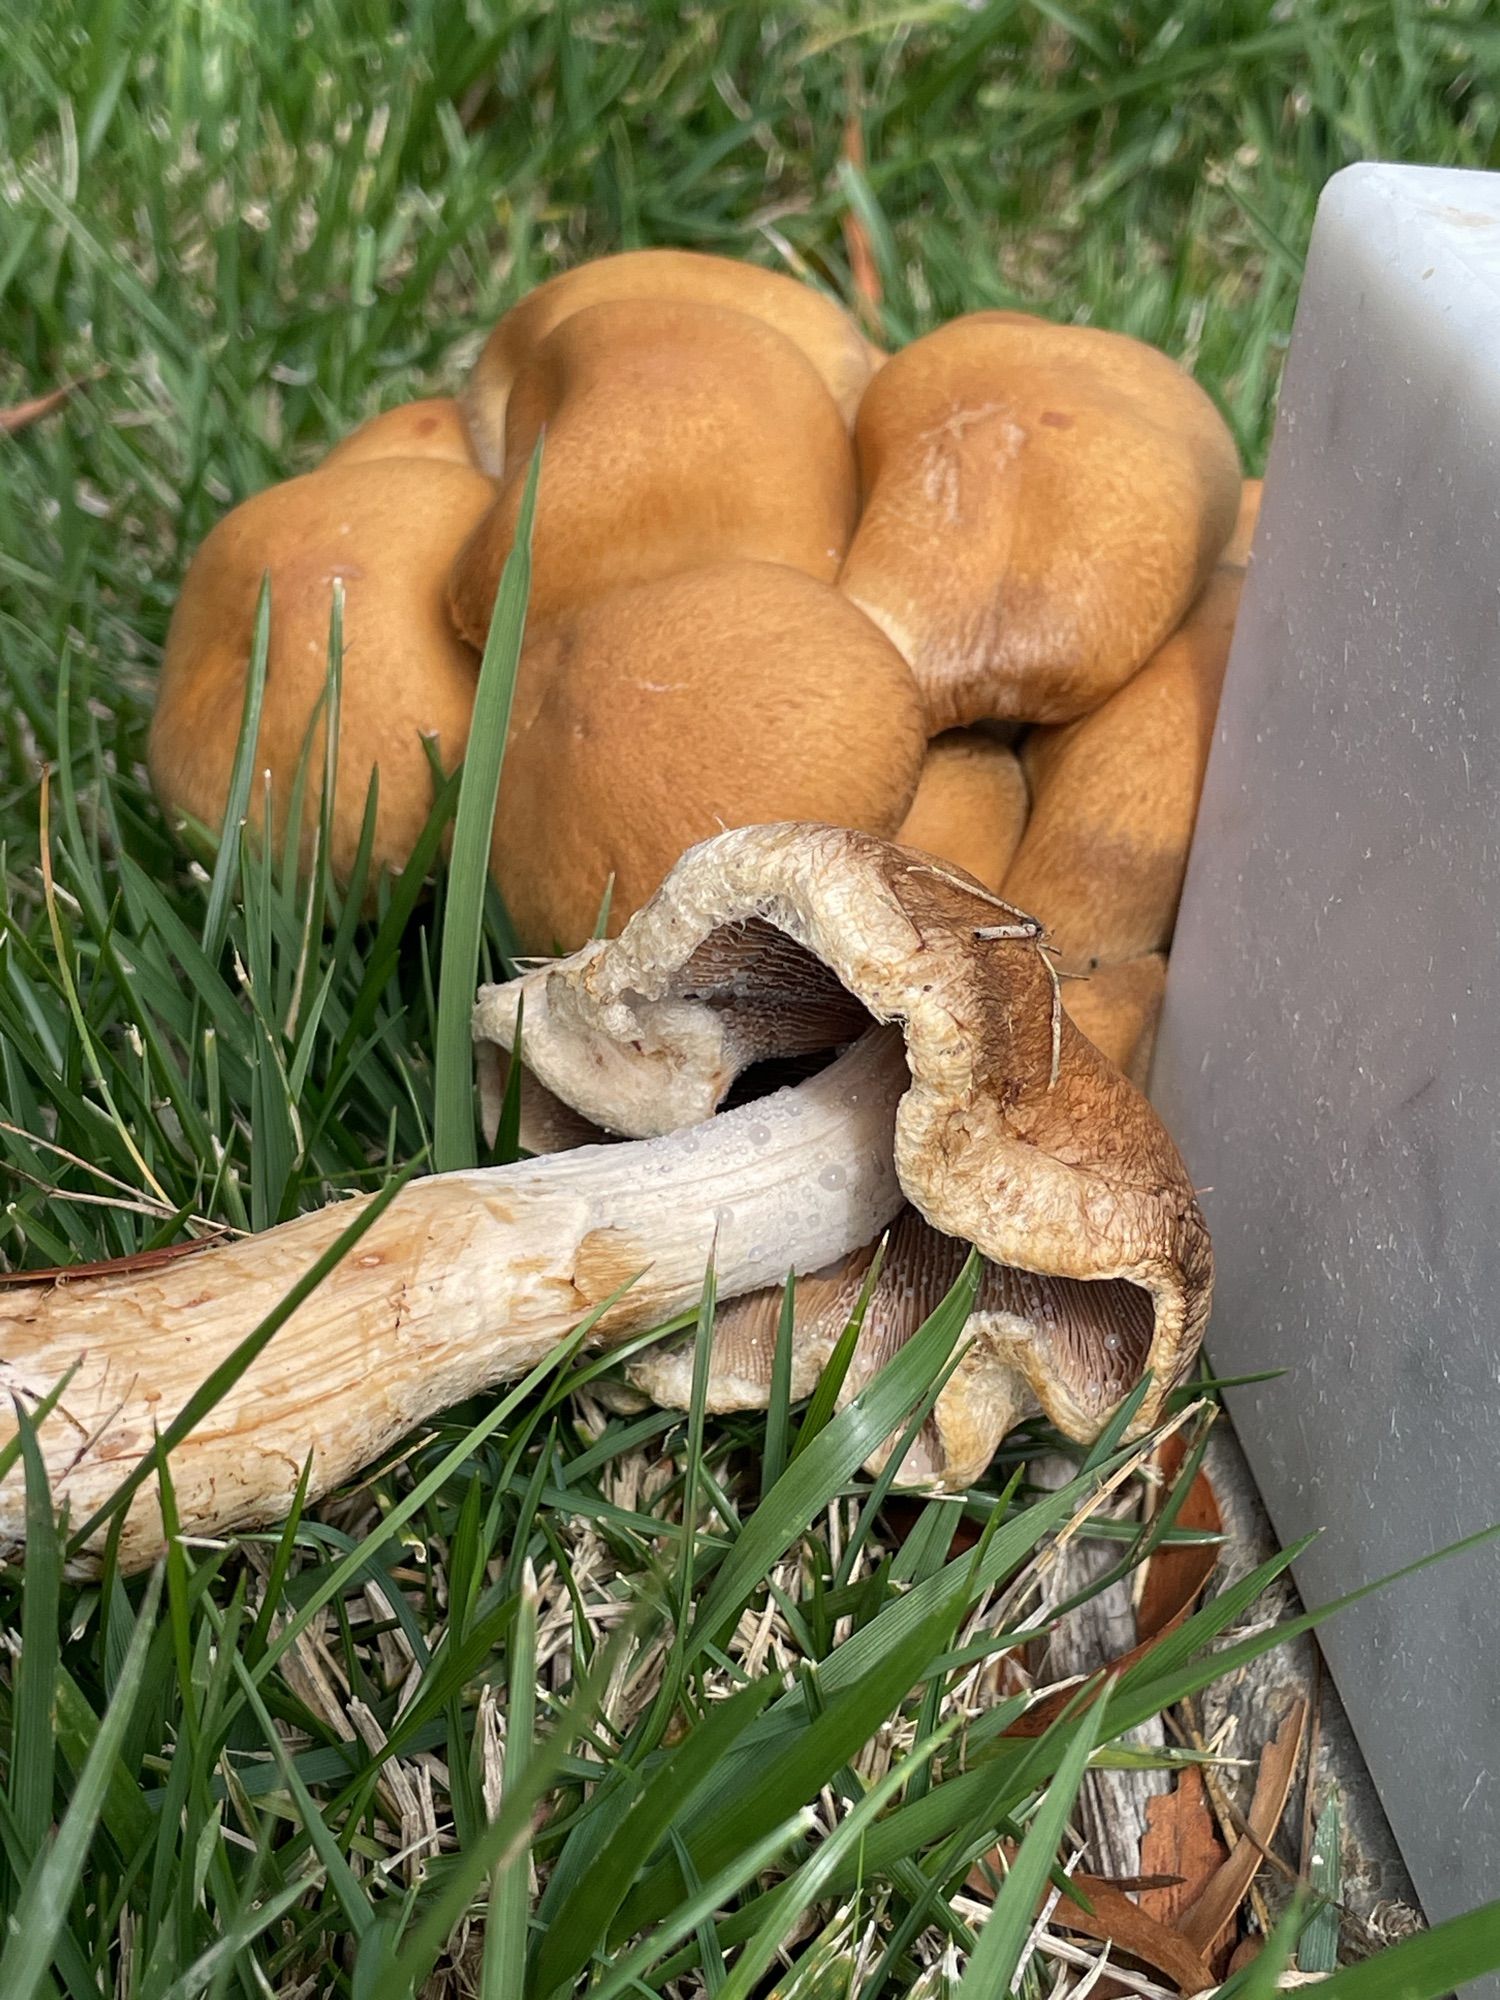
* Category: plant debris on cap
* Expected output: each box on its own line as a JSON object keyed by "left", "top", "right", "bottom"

{"left": 462, "top": 245, "right": 874, "bottom": 472}
{"left": 839, "top": 310, "right": 1242, "bottom": 731}
{"left": 476, "top": 821, "right": 1213, "bottom": 1481}
{"left": 447, "top": 299, "right": 858, "bottom": 643}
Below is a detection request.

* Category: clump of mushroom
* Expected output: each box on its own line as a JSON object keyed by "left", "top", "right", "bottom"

{"left": 0, "top": 826, "right": 1210, "bottom": 1570}
{"left": 130, "top": 245, "right": 1264, "bottom": 1525}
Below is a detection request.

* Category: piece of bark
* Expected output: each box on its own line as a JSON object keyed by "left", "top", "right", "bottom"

{"left": 1177, "top": 1701, "right": 1307, "bottom": 1960}
{"left": 1138, "top": 1767, "right": 1229, "bottom": 1926}
{"left": 1008, "top": 1441, "right": 1221, "bottom": 1740}
{"left": 1022, "top": 1455, "right": 1170, "bottom": 1876}
{"left": 1196, "top": 1427, "right": 1419, "bottom": 1939}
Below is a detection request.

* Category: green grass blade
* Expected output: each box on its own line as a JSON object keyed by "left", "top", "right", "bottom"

{"left": 955, "top": 1690, "right": 1106, "bottom": 1998}
{"left": 481, "top": 1560, "right": 538, "bottom": 1999}
{"left": 200, "top": 575, "right": 271, "bottom": 965}
{"left": 431, "top": 441, "right": 540, "bottom": 1172}
{"left": 1299, "top": 1791, "right": 1343, "bottom": 1973}
{"left": 0, "top": 1566, "right": 163, "bottom": 2000}
{"left": 690, "top": 1252, "right": 979, "bottom": 1652}
{"left": 8, "top": 1402, "right": 62, "bottom": 1867}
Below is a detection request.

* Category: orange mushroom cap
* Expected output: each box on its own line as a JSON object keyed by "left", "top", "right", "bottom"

{"left": 448, "top": 299, "right": 858, "bottom": 646}
{"left": 321, "top": 397, "right": 478, "bottom": 470}
{"left": 1005, "top": 478, "right": 1261, "bottom": 972}
{"left": 149, "top": 458, "right": 495, "bottom": 886}
{"left": 840, "top": 310, "right": 1242, "bottom": 731}
{"left": 463, "top": 247, "right": 874, "bottom": 472}
{"left": 895, "top": 730, "right": 1029, "bottom": 894}
{"left": 489, "top": 561, "right": 926, "bottom": 953}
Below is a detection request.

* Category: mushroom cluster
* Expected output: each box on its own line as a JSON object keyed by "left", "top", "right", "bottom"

{"left": 149, "top": 249, "right": 1253, "bottom": 1079}
{"left": 115, "top": 250, "right": 1258, "bottom": 1533}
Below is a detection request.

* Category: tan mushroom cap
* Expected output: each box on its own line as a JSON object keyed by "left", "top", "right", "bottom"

{"left": 489, "top": 562, "right": 926, "bottom": 953}
{"left": 1062, "top": 953, "right": 1167, "bottom": 1088}
{"left": 149, "top": 458, "right": 495, "bottom": 886}
{"left": 321, "top": 396, "right": 478, "bottom": 470}
{"left": 1005, "top": 479, "right": 1260, "bottom": 973}
{"left": 463, "top": 247, "right": 875, "bottom": 472}
{"left": 448, "top": 300, "right": 858, "bottom": 646}
{"left": 839, "top": 310, "right": 1242, "bottom": 731}
{"left": 475, "top": 822, "right": 1212, "bottom": 1475}
{"left": 896, "top": 731, "right": 1029, "bottom": 894}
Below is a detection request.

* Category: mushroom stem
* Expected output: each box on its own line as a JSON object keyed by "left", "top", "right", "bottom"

{"left": 0, "top": 1028, "right": 907, "bottom": 1571}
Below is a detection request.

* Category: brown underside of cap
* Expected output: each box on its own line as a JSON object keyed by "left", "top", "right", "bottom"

{"left": 477, "top": 822, "right": 1212, "bottom": 1449}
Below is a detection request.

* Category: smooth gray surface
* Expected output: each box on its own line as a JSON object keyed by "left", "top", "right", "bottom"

{"left": 1153, "top": 163, "right": 1500, "bottom": 1957}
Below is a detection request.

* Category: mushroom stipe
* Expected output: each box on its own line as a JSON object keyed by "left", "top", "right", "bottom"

{"left": 1, "top": 825, "right": 1210, "bottom": 1573}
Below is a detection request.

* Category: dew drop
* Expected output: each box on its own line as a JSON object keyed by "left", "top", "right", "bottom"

{"left": 819, "top": 1164, "right": 847, "bottom": 1192}
{"left": 1103, "top": 1332, "right": 1120, "bottom": 1351}
{"left": 747, "top": 1122, "right": 771, "bottom": 1147}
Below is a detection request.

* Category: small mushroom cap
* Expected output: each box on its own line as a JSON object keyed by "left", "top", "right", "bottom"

{"left": 149, "top": 459, "right": 494, "bottom": 885}
{"left": 1062, "top": 953, "right": 1167, "bottom": 1088}
{"left": 489, "top": 562, "right": 926, "bottom": 953}
{"left": 1222, "top": 475, "right": 1263, "bottom": 566}
{"left": 463, "top": 248, "right": 874, "bottom": 471}
{"left": 839, "top": 310, "right": 1242, "bottom": 731}
{"left": 448, "top": 300, "right": 858, "bottom": 645}
{"left": 475, "top": 821, "right": 1212, "bottom": 1454}
{"left": 1006, "top": 530, "right": 1250, "bottom": 973}
{"left": 320, "top": 397, "right": 478, "bottom": 470}
{"left": 896, "top": 730, "right": 1029, "bottom": 894}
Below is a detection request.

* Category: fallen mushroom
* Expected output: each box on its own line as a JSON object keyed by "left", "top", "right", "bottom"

{"left": 463, "top": 246, "right": 875, "bottom": 472}
{"left": 839, "top": 311, "right": 1241, "bottom": 730}
{"left": 149, "top": 456, "right": 495, "bottom": 887}
{"left": 487, "top": 562, "right": 926, "bottom": 952}
{"left": 896, "top": 730, "right": 1030, "bottom": 894}
{"left": 476, "top": 822, "right": 1212, "bottom": 1482}
{"left": 321, "top": 395, "right": 478, "bottom": 469}
{"left": 1003, "top": 480, "right": 1261, "bottom": 973}
{"left": 448, "top": 299, "right": 857, "bottom": 643}
{"left": 3, "top": 825, "right": 1209, "bottom": 1568}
